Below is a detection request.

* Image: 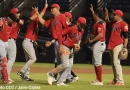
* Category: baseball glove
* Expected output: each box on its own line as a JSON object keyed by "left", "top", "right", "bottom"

{"left": 37, "top": 45, "right": 47, "bottom": 56}
{"left": 84, "top": 34, "right": 95, "bottom": 43}
{"left": 34, "top": 42, "right": 48, "bottom": 56}
{"left": 118, "top": 48, "right": 128, "bottom": 60}
{"left": 86, "top": 34, "right": 95, "bottom": 40}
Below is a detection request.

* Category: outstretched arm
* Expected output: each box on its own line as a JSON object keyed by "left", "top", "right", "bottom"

{"left": 90, "top": 4, "right": 97, "bottom": 21}
{"left": 40, "top": 0, "right": 48, "bottom": 17}
{"left": 34, "top": 0, "right": 48, "bottom": 25}
{"left": 104, "top": 8, "right": 110, "bottom": 22}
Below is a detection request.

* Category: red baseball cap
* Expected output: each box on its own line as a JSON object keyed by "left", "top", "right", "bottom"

{"left": 10, "top": 8, "right": 19, "bottom": 14}
{"left": 64, "top": 12, "right": 72, "bottom": 18}
{"left": 51, "top": 4, "right": 60, "bottom": 9}
{"left": 113, "top": 10, "right": 123, "bottom": 17}
{"left": 77, "top": 17, "right": 86, "bottom": 24}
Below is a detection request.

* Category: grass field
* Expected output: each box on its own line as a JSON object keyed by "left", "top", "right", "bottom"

{"left": 0, "top": 62, "right": 130, "bottom": 90}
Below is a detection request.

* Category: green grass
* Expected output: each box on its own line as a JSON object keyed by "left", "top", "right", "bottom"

{"left": 1, "top": 73, "right": 130, "bottom": 90}
{"left": 0, "top": 62, "right": 130, "bottom": 90}
{"left": 13, "top": 62, "right": 130, "bottom": 69}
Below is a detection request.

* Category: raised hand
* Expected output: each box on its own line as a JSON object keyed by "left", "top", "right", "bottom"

{"left": 45, "top": 0, "right": 48, "bottom": 8}
{"left": 34, "top": 7, "right": 39, "bottom": 14}
{"left": 105, "top": 7, "right": 108, "bottom": 15}
{"left": 90, "top": 4, "right": 94, "bottom": 12}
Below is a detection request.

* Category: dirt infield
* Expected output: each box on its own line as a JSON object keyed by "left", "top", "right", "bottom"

{"left": 12, "top": 67, "right": 130, "bottom": 74}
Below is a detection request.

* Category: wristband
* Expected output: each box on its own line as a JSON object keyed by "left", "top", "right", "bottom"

{"left": 16, "top": 19, "right": 20, "bottom": 23}
{"left": 51, "top": 39, "right": 55, "bottom": 43}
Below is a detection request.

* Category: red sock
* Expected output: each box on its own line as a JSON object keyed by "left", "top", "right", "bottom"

{"left": 96, "top": 65, "right": 102, "bottom": 82}
{"left": 1, "top": 57, "right": 8, "bottom": 81}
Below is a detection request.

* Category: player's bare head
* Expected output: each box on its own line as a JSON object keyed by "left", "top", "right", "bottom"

{"left": 94, "top": 9, "right": 104, "bottom": 20}
{"left": 112, "top": 10, "right": 123, "bottom": 21}
{"left": 77, "top": 17, "right": 86, "bottom": 29}
{"left": 50, "top": 4, "right": 60, "bottom": 15}
{"left": 10, "top": 8, "right": 20, "bottom": 18}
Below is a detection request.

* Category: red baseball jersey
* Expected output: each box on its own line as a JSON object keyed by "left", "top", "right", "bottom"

{"left": 58, "top": 25, "right": 84, "bottom": 48}
{"left": 25, "top": 20, "right": 38, "bottom": 41}
{"left": 9, "top": 22, "right": 21, "bottom": 39}
{"left": 44, "top": 14, "right": 67, "bottom": 39}
{"left": 93, "top": 21, "right": 106, "bottom": 42}
{"left": 108, "top": 20, "right": 128, "bottom": 50}
{"left": 0, "top": 18, "right": 12, "bottom": 42}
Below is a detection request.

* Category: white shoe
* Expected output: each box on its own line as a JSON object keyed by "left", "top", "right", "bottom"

{"left": 52, "top": 78, "right": 57, "bottom": 82}
{"left": 57, "top": 82, "right": 69, "bottom": 86}
{"left": 3, "top": 80, "right": 12, "bottom": 84}
{"left": 47, "top": 72, "right": 54, "bottom": 85}
{"left": 72, "top": 76, "right": 79, "bottom": 82}
{"left": 9, "top": 79, "right": 14, "bottom": 82}
{"left": 90, "top": 80, "right": 103, "bottom": 85}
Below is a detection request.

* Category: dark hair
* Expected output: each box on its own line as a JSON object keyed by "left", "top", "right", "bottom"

{"left": 95, "top": 9, "right": 104, "bottom": 20}
{"left": 80, "top": 23, "right": 86, "bottom": 28}
{"left": 7, "top": 13, "right": 16, "bottom": 21}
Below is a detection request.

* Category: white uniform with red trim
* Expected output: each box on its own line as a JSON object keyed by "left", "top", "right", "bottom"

{"left": 0, "top": 18, "right": 12, "bottom": 82}
{"left": 7, "top": 21, "right": 21, "bottom": 80}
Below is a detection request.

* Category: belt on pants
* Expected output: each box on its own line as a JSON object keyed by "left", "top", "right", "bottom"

{"left": 9, "top": 38, "right": 16, "bottom": 41}
{"left": 93, "top": 41, "right": 105, "bottom": 45}
{"left": 63, "top": 44, "right": 73, "bottom": 50}
{"left": 24, "top": 38, "right": 34, "bottom": 43}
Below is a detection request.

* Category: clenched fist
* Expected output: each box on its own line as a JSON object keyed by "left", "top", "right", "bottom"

{"left": 45, "top": 41, "right": 52, "bottom": 47}
{"left": 74, "top": 44, "right": 80, "bottom": 52}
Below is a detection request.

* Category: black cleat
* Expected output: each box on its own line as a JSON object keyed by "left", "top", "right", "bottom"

{"left": 24, "top": 77, "right": 34, "bottom": 81}
{"left": 17, "top": 71, "right": 25, "bottom": 80}
{"left": 64, "top": 79, "right": 72, "bottom": 84}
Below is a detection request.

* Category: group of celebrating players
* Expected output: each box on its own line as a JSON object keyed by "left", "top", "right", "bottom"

{"left": 0, "top": 0, "right": 128, "bottom": 86}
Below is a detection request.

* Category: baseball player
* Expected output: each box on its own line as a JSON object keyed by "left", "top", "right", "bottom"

{"left": 35, "top": 3, "right": 68, "bottom": 83}
{"left": 53, "top": 11, "right": 78, "bottom": 81}
{"left": 46, "top": 17, "right": 86, "bottom": 86}
{"left": 105, "top": 9, "right": 128, "bottom": 85}
{"left": 6, "top": 8, "right": 24, "bottom": 83}
{"left": 52, "top": 11, "right": 73, "bottom": 80}
{"left": 0, "top": 13, "right": 20, "bottom": 84}
{"left": 17, "top": 4, "right": 48, "bottom": 81}
{"left": 88, "top": 4, "right": 106, "bottom": 85}
{"left": 63, "top": 12, "right": 79, "bottom": 83}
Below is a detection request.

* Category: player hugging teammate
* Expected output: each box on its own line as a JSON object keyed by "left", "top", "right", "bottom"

{"left": 0, "top": 0, "right": 128, "bottom": 86}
